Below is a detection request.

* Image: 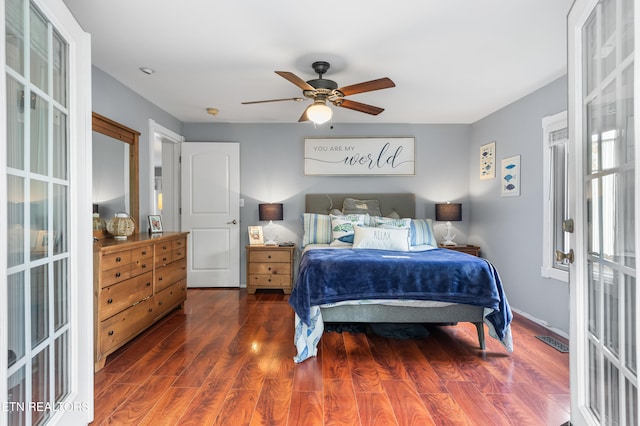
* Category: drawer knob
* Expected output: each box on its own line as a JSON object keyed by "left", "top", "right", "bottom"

{"left": 146, "top": 282, "right": 151, "bottom": 287}
{"left": 268, "top": 267, "right": 271, "bottom": 271}
{"left": 268, "top": 255, "right": 272, "bottom": 259}
{"left": 108, "top": 330, "right": 114, "bottom": 336}
{"left": 115, "top": 272, "right": 121, "bottom": 278}
{"left": 142, "top": 251, "right": 147, "bottom": 255}
{"left": 148, "top": 308, "right": 153, "bottom": 312}
{"left": 159, "top": 301, "right": 163, "bottom": 305}
{"left": 142, "top": 264, "right": 147, "bottom": 269}
{"left": 116, "top": 257, "right": 122, "bottom": 262}
{"left": 107, "top": 298, "right": 113, "bottom": 304}
{"left": 159, "top": 276, "right": 163, "bottom": 281}
{"left": 268, "top": 278, "right": 272, "bottom": 282}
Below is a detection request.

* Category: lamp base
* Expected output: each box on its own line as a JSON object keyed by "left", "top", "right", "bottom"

{"left": 441, "top": 221, "right": 457, "bottom": 246}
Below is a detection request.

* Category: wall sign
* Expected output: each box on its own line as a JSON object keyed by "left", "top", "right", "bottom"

{"left": 304, "top": 137, "right": 415, "bottom": 176}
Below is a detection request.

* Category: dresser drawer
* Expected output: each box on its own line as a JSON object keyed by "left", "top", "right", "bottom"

{"left": 100, "top": 251, "right": 131, "bottom": 271}
{"left": 248, "top": 274, "right": 291, "bottom": 287}
{"left": 172, "top": 238, "right": 186, "bottom": 251}
{"left": 154, "top": 280, "right": 187, "bottom": 318}
{"left": 249, "top": 250, "right": 290, "bottom": 263}
{"left": 100, "top": 265, "right": 131, "bottom": 288}
{"left": 99, "top": 272, "right": 153, "bottom": 320}
{"left": 155, "top": 250, "right": 173, "bottom": 267}
{"left": 172, "top": 247, "right": 186, "bottom": 261}
{"left": 99, "top": 298, "right": 154, "bottom": 354}
{"left": 131, "top": 245, "right": 152, "bottom": 262}
{"left": 248, "top": 262, "right": 291, "bottom": 275}
{"left": 131, "top": 256, "right": 152, "bottom": 277}
{"left": 155, "top": 258, "right": 187, "bottom": 292}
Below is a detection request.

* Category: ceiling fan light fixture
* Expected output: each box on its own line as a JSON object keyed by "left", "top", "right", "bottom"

{"left": 306, "top": 102, "right": 332, "bottom": 124}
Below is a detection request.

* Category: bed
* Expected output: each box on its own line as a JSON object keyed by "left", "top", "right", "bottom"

{"left": 289, "top": 193, "right": 513, "bottom": 363}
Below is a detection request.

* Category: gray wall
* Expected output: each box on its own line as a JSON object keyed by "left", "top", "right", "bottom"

{"left": 92, "top": 66, "right": 183, "bottom": 225}
{"left": 183, "top": 123, "right": 472, "bottom": 283}
{"left": 468, "top": 75, "right": 569, "bottom": 334}
{"left": 92, "top": 66, "right": 571, "bottom": 334}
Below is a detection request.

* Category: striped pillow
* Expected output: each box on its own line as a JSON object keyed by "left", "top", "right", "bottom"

{"left": 301, "top": 213, "right": 332, "bottom": 247}
{"left": 410, "top": 219, "right": 437, "bottom": 247}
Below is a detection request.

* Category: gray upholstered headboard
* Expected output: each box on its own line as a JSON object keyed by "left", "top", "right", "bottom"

{"left": 305, "top": 193, "right": 416, "bottom": 218}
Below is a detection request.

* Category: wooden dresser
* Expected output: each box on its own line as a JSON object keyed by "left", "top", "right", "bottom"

{"left": 246, "top": 245, "right": 295, "bottom": 294}
{"left": 93, "top": 232, "right": 188, "bottom": 371}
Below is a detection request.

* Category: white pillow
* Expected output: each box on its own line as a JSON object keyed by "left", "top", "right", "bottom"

{"left": 370, "top": 216, "right": 412, "bottom": 229}
{"left": 352, "top": 226, "right": 410, "bottom": 251}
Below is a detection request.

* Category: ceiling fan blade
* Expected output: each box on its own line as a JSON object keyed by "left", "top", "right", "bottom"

{"left": 298, "top": 106, "right": 310, "bottom": 122}
{"left": 338, "top": 77, "right": 395, "bottom": 96}
{"left": 241, "top": 97, "right": 305, "bottom": 105}
{"left": 337, "top": 99, "right": 385, "bottom": 115}
{"left": 275, "top": 71, "right": 315, "bottom": 91}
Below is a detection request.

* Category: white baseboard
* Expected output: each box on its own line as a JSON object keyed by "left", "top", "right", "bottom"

{"left": 511, "top": 307, "right": 569, "bottom": 340}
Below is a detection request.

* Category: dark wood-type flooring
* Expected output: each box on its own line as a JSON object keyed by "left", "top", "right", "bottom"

{"left": 92, "top": 288, "right": 570, "bottom": 425}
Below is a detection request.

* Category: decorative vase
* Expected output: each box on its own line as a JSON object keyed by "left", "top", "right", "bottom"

{"left": 106, "top": 212, "right": 135, "bottom": 240}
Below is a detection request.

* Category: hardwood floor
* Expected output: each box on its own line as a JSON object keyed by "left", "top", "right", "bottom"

{"left": 92, "top": 289, "right": 570, "bottom": 425}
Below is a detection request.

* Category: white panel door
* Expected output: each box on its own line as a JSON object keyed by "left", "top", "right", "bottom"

{"left": 568, "top": 0, "right": 638, "bottom": 424}
{"left": 181, "top": 142, "right": 240, "bottom": 287}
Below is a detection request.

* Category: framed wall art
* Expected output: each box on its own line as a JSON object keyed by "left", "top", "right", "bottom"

{"left": 501, "top": 155, "right": 521, "bottom": 197}
{"left": 304, "top": 137, "right": 415, "bottom": 176}
{"left": 480, "top": 141, "right": 496, "bottom": 179}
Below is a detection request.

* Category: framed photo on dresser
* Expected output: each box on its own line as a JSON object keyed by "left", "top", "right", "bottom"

{"left": 248, "top": 226, "right": 264, "bottom": 245}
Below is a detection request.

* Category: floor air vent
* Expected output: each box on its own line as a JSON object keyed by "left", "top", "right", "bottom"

{"left": 536, "top": 335, "right": 569, "bottom": 353}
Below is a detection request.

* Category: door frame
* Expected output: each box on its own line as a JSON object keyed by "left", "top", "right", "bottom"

{"left": 148, "top": 119, "right": 184, "bottom": 231}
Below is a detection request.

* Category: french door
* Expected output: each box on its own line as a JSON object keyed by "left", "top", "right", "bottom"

{"left": 2, "top": 0, "right": 92, "bottom": 425}
{"left": 568, "top": 0, "right": 638, "bottom": 424}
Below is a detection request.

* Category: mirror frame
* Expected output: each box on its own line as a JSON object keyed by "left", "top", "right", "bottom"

{"left": 92, "top": 112, "right": 140, "bottom": 224}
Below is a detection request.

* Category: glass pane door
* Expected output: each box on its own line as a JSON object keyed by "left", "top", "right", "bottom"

{"left": 5, "top": 1, "right": 70, "bottom": 424}
{"left": 570, "top": 0, "right": 638, "bottom": 424}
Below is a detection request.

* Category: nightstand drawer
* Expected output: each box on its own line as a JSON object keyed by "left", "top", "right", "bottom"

{"left": 248, "top": 262, "right": 291, "bottom": 275}
{"left": 249, "top": 250, "right": 291, "bottom": 263}
{"left": 248, "top": 274, "right": 291, "bottom": 287}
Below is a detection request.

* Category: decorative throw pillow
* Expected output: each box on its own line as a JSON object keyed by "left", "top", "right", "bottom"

{"left": 370, "top": 216, "right": 412, "bottom": 229}
{"left": 301, "top": 213, "right": 332, "bottom": 247}
{"left": 385, "top": 211, "right": 401, "bottom": 219}
{"left": 352, "top": 226, "right": 410, "bottom": 251}
{"left": 330, "top": 214, "right": 367, "bottom": 246}
{"left": 410, "top": 218, "right": 437, "bottom": 247}
{"left": 341, "top": 198, "right": 382, "bottom": 217}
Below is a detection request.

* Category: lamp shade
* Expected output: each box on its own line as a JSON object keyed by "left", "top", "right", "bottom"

{"left": 259, "top": 203, "right": 283, "bottom": 221}
{"left": 435, "top": 203, "right": 462, "bottom": 222}
{"left": 306, "top": 103, "right": 332, "bottom": 124}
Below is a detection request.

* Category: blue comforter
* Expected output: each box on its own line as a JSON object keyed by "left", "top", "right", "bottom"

{"left": 289, "top": 248, "right": 512, "bottom": 342}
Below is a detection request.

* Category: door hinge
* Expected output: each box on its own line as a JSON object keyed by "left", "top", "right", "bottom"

{"left": 562, "top": 219, "right": 574, "bottom": 233}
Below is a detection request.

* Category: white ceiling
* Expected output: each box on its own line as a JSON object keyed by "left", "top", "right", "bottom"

{"left": 63, "top": 0, "right": 573, "bottom": 124}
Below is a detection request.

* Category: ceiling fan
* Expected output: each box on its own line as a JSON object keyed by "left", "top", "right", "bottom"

{"left": 242, "top": 61, "right": 395, "bottom": 124}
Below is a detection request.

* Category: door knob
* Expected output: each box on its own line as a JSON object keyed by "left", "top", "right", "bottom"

{"left": 555, "top": 249, "right": 574, "bottom": 264}
{"left": 227, "top": 219, "right": 238, "bottom": 225}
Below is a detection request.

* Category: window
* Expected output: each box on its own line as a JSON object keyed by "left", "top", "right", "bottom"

{"left": 541, "top": 110, "right": 570, "bottom": 281}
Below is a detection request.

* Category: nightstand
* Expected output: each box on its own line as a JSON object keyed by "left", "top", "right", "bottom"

{"left": 439, "top": 244, "right": 481, "bottom": 257}
{"left": 246, "top": 245, "right": 295, "bottom": 294}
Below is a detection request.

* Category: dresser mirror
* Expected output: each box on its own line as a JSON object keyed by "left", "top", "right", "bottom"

{"left": 91, "top": 112, "right": 140, "bottom": 228}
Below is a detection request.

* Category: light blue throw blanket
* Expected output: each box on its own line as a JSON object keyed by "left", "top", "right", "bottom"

{"left": 290, "top": 248, "right": 513, "bottom": 362}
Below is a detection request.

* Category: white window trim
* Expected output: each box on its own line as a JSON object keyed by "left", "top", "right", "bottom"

{"left": 541, "top": 110, "right": 569, "bottom": 282}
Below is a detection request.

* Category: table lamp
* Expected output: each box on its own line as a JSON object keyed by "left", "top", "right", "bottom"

{"left": 259, "top": 203, "right": 283, "bottom": 246}
{"left": 435, "top": 203, "right": 462, "bottom": 246}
